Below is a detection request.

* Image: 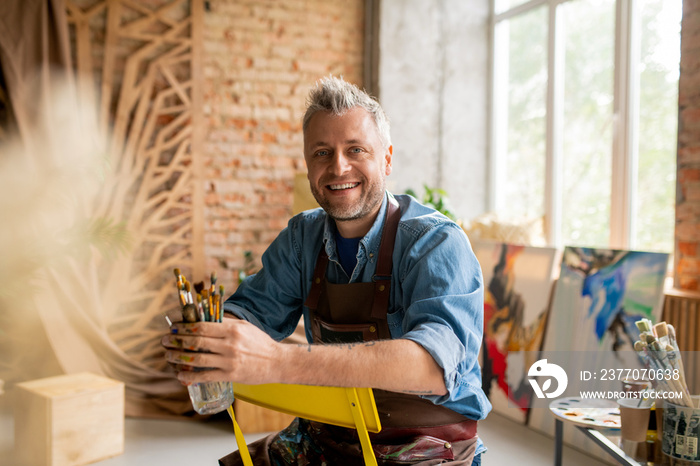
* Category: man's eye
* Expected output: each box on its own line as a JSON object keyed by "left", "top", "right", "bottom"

{"left": 349, "top": 147, "right": 363, "bottom": 154}
{"left": 316, "top": 150, "right": 330, "bottom": 157}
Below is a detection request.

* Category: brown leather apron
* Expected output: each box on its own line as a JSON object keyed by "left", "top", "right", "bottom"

{"left": 304, "top": 198, "right": 477, "bottom": 433}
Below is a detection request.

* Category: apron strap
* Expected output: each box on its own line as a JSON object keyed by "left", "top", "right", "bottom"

{"left": 305, "top": 247, "right": 329, "bottom": 310}
{"left": 370, "top": 197, "right": 401, "bottom": 321}
{"left": 374, "top": 197, "right": 401, "bottom": 280}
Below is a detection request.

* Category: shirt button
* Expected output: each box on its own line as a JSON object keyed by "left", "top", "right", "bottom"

{"left": 315, "top": 277, "right": 321, "bottom": 284}
{"left": 369, "top": 253, "right": 374, "bottom": 258}
{"left": 369, "top": 326, "right": 376, "bottom": 333}
{"left": 444, "top": 442, "right": 452, "bottom": 449}
{"left": 379, "top": 285, "right": 385, "bottom": 292}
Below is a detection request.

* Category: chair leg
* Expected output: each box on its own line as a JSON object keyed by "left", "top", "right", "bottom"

{"left": 346, "top": 388, "right": 378, "bottom": 466}
{"left": 227, "top": 405, "right": 254, "bottom": 466}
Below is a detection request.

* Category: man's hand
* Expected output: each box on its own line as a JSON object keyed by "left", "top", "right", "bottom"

{"left": 162, "top": 319, "right": 282, "bottom": 385}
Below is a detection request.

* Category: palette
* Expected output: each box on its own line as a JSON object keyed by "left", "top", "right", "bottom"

{"left": 549, "top": 397, "right": 621, "bottom": 429}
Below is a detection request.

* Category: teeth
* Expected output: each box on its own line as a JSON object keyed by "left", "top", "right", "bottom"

{"left": 329, "top": 183, "right": 358, "bottom": 190}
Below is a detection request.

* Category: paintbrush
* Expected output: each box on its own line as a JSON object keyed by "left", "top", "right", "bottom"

{"left": 635, "top": 340, "right": 669, "bottom": 392}
{"left": 668, "top": 324, "right": 679, "bottom": 348}
{"left": 201, "top": 290, "right": 211, "bottom": 322}
{"left": 218, "top": 284, "right": 224, "bottom": 322}
{"left": 210, "top": 272, "right": 218, "bottom": 321}
{"left": 654, "top": 324, "right": 695, "bottom": 404}
{"left": 665, "top": 343, "right": 694, "bottom": 407}
{"left": 667, "top": 324, "right": 688, "bottom": 381}
{"left": 181, "top": 303, "right": 199, "bottom": 323}
{"left": 642, "top": 333, "right": 694, "bottom": 407}
{"left": 636, "top": 318, "right": 653, "bottom": 335}
{"left": 635, "top": 338, "right": 683, "bottom": 401}
{"left": 173, "top": 268, "right": 187, "bottom": 306}
{"left": 665, "top": 324, "right": 693, "bottom": 405}
{"left": 184, "top": 280, "right": 193, "bottom": 304}
{"left": 210, "top": 271, "right": 217, "bottom": 295}
{"left": 654, "top": 322, "right": 671, "bottom": 347}
{"left": 195, "top": 293, "right": 204, "bottom": 321}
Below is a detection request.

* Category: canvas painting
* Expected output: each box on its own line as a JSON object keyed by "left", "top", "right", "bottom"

{"left": 473, "top": 240, "right": 559, "bottom": 424}
{"left": 527, "top": 246, "right": 670, "bottom": 458}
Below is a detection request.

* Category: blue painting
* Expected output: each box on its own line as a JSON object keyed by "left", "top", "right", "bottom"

{"left": 546, "top": 247, "right": 669, "bottom": 355}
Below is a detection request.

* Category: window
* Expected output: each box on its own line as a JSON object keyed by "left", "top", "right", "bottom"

{"left": 490, "top": 0, "right": 680, "bottom": 252}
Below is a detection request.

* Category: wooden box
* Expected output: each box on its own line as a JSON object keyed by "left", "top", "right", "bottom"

{"left": 14, "top": 372, "right": 124, "bottom": 466}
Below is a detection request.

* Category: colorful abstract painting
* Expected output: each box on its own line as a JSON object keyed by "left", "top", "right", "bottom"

{"left": 527, "top": 246, "right": 669, "bottom": 458}
{"left": 541, "top": 247, "right": 669, "bottom": 356}
{"left": 473, "top": 241, "right": 559, "bottom": 424}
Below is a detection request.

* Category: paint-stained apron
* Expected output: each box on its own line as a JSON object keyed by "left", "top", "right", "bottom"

{"left": 219, "top": 199, "right": 478, "bottom": 465}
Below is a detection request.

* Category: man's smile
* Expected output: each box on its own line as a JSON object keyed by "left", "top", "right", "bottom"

{"left": 328, "top": 182, "right": 360, "bottom": 191}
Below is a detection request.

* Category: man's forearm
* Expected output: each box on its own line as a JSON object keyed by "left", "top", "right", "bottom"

{"left": 163, "top": 320, "right": 448, "bottom": 395}
{"left": 275, "top": 338, "right": 448, "bottom": 396}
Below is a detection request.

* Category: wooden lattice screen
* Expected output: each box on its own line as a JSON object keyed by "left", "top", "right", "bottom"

{"left": 65, "top": 0, "right": 203, "bottom": 372}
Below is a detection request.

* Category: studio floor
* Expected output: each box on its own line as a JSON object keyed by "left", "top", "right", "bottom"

{"left": 2, "top": 395, "right": 610, "bottom": 465}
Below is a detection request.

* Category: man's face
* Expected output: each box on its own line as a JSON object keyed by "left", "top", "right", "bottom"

{"left": 303, "top": 107, "right": 392, "bottom": 234}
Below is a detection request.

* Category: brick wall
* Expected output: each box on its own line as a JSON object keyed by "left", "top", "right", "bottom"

{"left": 677, "top": 0, "right": 700, "bottom": 291}
{"left": 201, "top": 0, "right": 365, "bottom": 286}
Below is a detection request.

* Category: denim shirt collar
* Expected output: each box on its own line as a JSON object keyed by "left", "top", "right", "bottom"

{"left": 321, "top": 192, "right": 394, "bottom": 281}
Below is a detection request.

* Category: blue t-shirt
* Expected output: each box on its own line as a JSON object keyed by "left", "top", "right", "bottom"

{"left": 335, "top": 231, "right": 361, "bottom": 277}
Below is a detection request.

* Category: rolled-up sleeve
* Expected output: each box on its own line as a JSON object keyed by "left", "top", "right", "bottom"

{"left": 223, "top": 216, "right": 307, "bottom": 341}
{"left": 397, "top": 221, "right": 490, "bottom": 420}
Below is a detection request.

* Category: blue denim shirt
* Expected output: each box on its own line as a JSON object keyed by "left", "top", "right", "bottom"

{"left": 224, "top": 192, "right": 491, "bottom": 452}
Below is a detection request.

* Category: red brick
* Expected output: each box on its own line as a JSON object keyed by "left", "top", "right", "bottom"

{"left": 675, "top": 220, "right": 700, "bottom": 239}
{"left": 678, "top": 276, "right": 700, "bottom": 292}
{"left": 678, "top": 258, "right": 700, "bottom": 276}
{"left": 676, "top": 202, "right": 700, "bottom": 221}
{"left": 679, "top": 168, "right": 700, "bottom": 183}
{"left": 200, "top": 0, "right": 362, "bottom": 289}
{"left": 687, "top": 185, "right": 700, "bottom": 202}
{"left": 678, "top": 146, "right": 700, "bottom": 165}
{"left": 678, "top": 241, "right": 698, "bottom": 257}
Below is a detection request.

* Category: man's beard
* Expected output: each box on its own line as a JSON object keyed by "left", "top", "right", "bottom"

{"left": 310, "top": 177, "right": 386, "bottom": 224}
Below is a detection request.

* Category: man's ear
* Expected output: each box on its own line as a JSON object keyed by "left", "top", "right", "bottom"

{"left": 385, "top": 145, "right": 393, "bottom": 176}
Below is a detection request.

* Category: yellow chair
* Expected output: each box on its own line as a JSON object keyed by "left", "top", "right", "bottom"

{"left": 227, "top": 383, "right": 382, "bottom": 466}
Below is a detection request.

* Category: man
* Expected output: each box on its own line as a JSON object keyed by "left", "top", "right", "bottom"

{"left": 162, "top": 76, "right": 491, "bottom": 465}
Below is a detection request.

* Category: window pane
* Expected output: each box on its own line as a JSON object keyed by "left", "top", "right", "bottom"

{"left": 634, "top": 0, "right": 680, "bottom": 253}
{"left": 560, "top": 0, "right": 615, "bottom": 247}
{"left": 494, "top": 6, "right": 548, "bottom": 223}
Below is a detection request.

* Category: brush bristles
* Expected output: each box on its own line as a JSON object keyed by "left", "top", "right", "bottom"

{"left": 636, "top": 319, "right": 651, "bottom": 333}
{"left": 654, "top": 322, "right": 669, "bottom": 338}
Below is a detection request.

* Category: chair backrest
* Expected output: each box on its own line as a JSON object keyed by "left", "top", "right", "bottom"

{"left": 227, "top": 383, "right": 381, "bottom": 466}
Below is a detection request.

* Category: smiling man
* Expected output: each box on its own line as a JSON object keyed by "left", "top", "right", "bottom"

{"left": 162, "top": 76, "right": 491, "bottom": 465}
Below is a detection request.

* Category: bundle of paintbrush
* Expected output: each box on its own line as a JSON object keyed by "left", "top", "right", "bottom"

{"left": 173, "top": 268, "right": 225, "bottom": 323}
{"left": 634, "top": 318, "right": 697, "bottom": 408}
{"left": 170, "top": 269, "right": 234, "bottom": 414}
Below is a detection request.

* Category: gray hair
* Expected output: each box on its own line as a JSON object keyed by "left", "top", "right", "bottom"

{"left": 302, "top": 76, "right": 391, "bottom": 149}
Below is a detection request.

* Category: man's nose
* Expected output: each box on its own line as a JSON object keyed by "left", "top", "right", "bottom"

{"left": 329, "top": 152, "right": 351, "bottom": 175}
